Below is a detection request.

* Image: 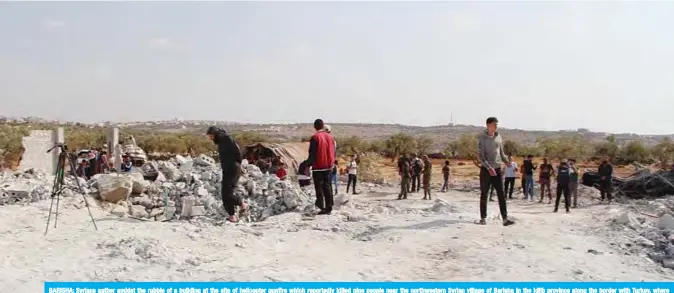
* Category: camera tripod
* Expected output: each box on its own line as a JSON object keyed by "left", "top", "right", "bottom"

{"left": 44, "top": 143, "right": 98, "bottom": 235}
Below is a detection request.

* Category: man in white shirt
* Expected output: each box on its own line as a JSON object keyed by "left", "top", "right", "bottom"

{"left": 346, "top": 155, "right": 358, "bottom": 194}
{"left": 503, "top": 155, "right": 518, "bottom": 200}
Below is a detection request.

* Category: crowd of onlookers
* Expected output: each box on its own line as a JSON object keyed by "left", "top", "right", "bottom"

{"left": 74, "top": 148, "right": 134, "bottom": 180}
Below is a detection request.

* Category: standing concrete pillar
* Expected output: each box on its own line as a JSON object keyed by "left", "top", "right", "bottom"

{"left": 107, "top": 127, "right": 121, "bottom": 170}
{"left": 51, "top": 127, "right": 65, "bottom": 175}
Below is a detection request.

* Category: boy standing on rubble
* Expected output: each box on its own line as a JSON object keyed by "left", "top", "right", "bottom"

{"left": 206, "top": 126, "right": 248, "bottom": 223}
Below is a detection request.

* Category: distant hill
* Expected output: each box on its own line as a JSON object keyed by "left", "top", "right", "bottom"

{"left": 2, "top": 116, "right": 672, "bottom": 150}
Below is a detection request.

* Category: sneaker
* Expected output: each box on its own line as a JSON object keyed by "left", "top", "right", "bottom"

{"left": 503, "top": 219, "right": 515, "bottom": 226}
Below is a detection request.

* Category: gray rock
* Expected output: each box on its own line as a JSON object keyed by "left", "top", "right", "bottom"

{"left": 130, "top": 205, "right": 149, "bottom": 218}
{"left": 663, "top": 259, "right": 674, "bottom": 269}
{"left": 658, "top": 214, "right": 674, "bottom": 231}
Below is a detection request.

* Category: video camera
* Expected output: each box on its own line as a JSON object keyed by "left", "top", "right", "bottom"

{"left": 46, "top": 143, "right": 68, "bottom": 153}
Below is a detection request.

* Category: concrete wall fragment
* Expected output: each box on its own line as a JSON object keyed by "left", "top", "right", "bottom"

{"left": 18, "top": 128, "right": 64, "bottom": 174}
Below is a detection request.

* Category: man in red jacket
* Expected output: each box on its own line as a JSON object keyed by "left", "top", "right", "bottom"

{"left": 306, "top": 119, "right": 336, "bottom": 215}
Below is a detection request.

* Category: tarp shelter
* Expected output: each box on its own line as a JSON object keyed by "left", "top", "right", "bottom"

{"left": 241, "top": 142, "right": 309, "bottom": 175}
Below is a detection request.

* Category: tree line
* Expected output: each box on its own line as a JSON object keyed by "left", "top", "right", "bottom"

{"left": 1, "top": 123, "right": 673, "bottom": 169}
{"left": 334, "top": 133, "right": 674, "bottom": 166}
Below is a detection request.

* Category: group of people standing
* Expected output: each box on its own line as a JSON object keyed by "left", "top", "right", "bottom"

{"left": 396, "top": 154, "right": 435, "bottom": 200}
{"left": 475, "top": 116, "right": 615, "bottom": 226}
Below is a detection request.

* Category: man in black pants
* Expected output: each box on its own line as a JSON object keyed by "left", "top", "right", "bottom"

{"left": 554, "top": 159, "right": 571, "bottom": 213}
{"left": 207, "top": 126, "right": 248, "bottom": 223}
{"left": 306, "top": 119, "right": 336, "bottom": 215}
{"left": 598, "top": 156, "right": 613, "bottom": 204}
{"left": 411, "top": 154, "right": 422, "bottom": 192}
{"left": 477, "top": 117, "right": 515, "bottom": 226}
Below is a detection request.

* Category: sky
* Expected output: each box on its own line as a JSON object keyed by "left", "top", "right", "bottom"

{"left": 1, "top": 2, "right": 673, "bottom": 135}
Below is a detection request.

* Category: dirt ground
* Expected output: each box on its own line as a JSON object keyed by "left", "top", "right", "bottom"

{"left": 0, "top": 186, "right": 671, "bottom": 293}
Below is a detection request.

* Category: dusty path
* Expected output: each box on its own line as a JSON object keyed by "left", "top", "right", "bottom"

{"left": 0, "top": 188, "right": 672, "bottom": 292}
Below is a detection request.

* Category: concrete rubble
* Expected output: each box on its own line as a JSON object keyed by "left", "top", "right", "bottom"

{"left": 0, "top": 154, "right": 316, "bottom": 222}
{"left": 607, "top": 196, "right": 674, "bottom": 270}
{"left": 0, "top": 169, "right": 88, "bottom": 205}
{"left": 88, "top": 155, "right": 315, "bottom": 222}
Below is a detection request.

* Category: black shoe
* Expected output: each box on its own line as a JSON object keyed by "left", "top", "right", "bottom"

{"left": 489, "top": 198, "right": 495, "bottom": 202}
{"left": 553, "top": 209, "right": 558, "bottom": 213}
{"left": 317, "top": 209, "right": 331, "bottom": 215}
{"left": 566, "top": 210, "right": 570, "bottom": 213}
{"left": 477, "top": 219, "right": 486, "bottom": 225}
{"left": 503, "top": 219, "right": 515, "bottom": 226}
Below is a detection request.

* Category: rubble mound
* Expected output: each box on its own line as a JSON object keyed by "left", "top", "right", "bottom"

{"left": 603, "top": 197, "right": 674, "bottom": 270}
{"left": 93, "top": 155, "right": 314, "bottom": 223}
{"left": 0, "top": 170, "right": 87, "bottom": 205}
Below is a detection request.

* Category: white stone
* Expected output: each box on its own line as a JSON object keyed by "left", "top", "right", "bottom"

{"left": 97, "top": 174, "right": 133, "bottom": 203}
{"left": 194, "top": 154, "right": 216, "bottom": 167}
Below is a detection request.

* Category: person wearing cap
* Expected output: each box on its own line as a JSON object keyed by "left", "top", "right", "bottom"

{"left": 323, "top": 124, "right": 337, "bottom": 154}
{"left": 306, "top": 119, "right": 336, "bottom": 215}
{"left": 554, "top": 158, "right": 571, "bottom": 213}
{"left": 206, "top": 126, "right": 248, "bottom": 222}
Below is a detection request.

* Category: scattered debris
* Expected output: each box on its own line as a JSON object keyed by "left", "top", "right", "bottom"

{"left": 582, "top": 169, "right": 674, "bottom": 199}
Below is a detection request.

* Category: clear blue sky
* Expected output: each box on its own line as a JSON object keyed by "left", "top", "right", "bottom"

{"left": 1, "top": 2, "right": 673, "bottom": 135}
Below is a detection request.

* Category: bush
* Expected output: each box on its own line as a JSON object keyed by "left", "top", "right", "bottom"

{"left": 651, "top": 137, "right": 674, "bottom": 166}
{"left": 456, "top": 134, "right": 479, "bottom": 160}
{"left": 335, "top": 136, "right": 367, "bottom": 156}
{"left": 384, "top": 133, "right": 416, "bottom": 159}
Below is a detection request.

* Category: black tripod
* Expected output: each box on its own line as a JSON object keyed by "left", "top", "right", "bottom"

{"left": 45, "top": 143, "right": 98, "bottom": 235}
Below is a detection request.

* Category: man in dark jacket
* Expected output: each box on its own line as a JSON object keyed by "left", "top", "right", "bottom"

{"left": 554, "top": 159, "right": 571, "bottom": 213}
{"left": 598, "top": 156, "right": 613, "bottom": 203}
{"left": 306, "top": 119, "right": 336, "bottom": 215}
{"left": 398, "top": 154, "right": 411, "bottom": 200}
{"left": 206, "top": 126, "right": 248, "bottom": 222}
{"left": 411, "top": 154, "right": 422, "bottom": 192}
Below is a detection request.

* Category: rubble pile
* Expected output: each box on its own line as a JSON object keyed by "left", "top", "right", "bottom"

{"left": 606, "top": 197, "right": 674, "bottom": 270}
{"left": 88, "top": 155, "right": 314, "bottom": 222}
{"left": 0, "top": 169, "right": 90, "bottom": 205}
{"left": 582, "top": 169, "right": 674, "bottom": 199}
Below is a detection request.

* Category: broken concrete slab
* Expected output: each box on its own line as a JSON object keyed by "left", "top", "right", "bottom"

{"left": 97, "top": 174, "right": 133, "bottom": 203}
